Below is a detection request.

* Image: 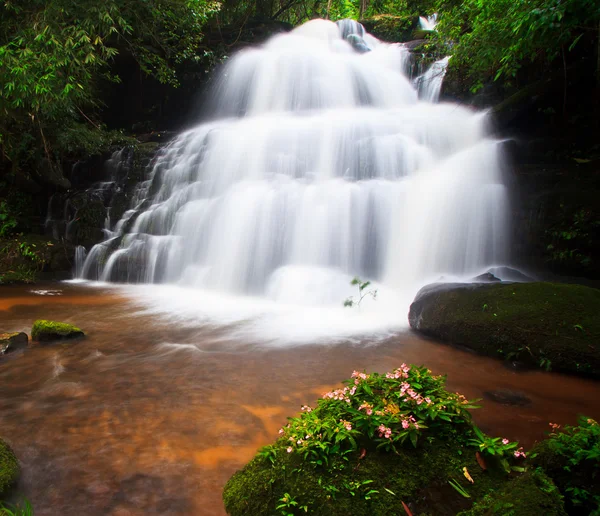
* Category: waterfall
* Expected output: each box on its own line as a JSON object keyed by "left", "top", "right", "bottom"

{"left": 415, "top": 56, "right": 450, "bottom": 102}
{"left": 419, "top": 14, "right": 438, "bottom": 31}
{"left": 81, "top": 19, "right": 508, "bottom": 311}
{"left": 74, "top": 246, "right": 87, "bottom": 279}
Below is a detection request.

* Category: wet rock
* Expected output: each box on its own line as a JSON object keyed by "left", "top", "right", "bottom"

{"left": 471, "top": 272, "right": 501, "bottom": 283}
{"left": 31, "top": 320, "right": 85, "bottom": 342}
{"left": 487, "top": 266, "right": 534, "bottom": 282}
{"left": 483, "top": 389, "right": 532, "bottom": 407}
{"left": 346, "top": 34, "right": 371, "bottom": 53}
{"left": 37, "top": 158, "right": 71, "bottom": 190}
{"left": 0, "top": 332, "right": 28, "bottom": 354}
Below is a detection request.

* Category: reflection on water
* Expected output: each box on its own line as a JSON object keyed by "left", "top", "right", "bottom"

{"left": 1, "top": 283, "right": 599, "bottom": 515}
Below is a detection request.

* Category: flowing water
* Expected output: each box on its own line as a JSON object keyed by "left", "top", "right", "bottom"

{"left": 1, "top": 284, "right": 600, "bottom": 516}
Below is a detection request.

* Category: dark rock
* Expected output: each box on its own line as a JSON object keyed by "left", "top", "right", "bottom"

{"left": 486, "top": 266, "right": 534, "bottom": 282}
{"left": 471, "top": 272, "right": 501, "bottom": 283}
{"left": 37, "top": 158, "right": 71, "bottom": 190}
{"left": 0, "top": 332, "right": 28, "bottom": 354}
{"left": 483, "top": 389, "right": 532, "bottom": 407}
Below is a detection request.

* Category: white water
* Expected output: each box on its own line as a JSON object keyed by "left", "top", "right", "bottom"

{"left": 80, "top": 19, "right": 509, "bottom": 343}
{"left": 419, "top": 14, "right": 438, "bottom": 31}
{"left": 416, "top": 56, "right": 450, "bottom": 102}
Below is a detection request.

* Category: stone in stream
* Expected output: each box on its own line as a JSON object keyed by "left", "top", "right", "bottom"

{"left": 483, "top": 389, "right": 532, "bottom": 407}
{"left": 408, "top": 282, "right": 600, "bottom": 378}
{"left": 0, "top": 438, "right": 19, "bottom": 496}
{"left": 31, "top": 320, "right": 85, "bottom": 342}
{"left": 0, "top": 332, "right": 28, "bottom": 354}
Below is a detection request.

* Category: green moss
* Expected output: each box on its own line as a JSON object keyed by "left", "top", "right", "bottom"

{"left": 0, "top": 438, "right": 19, "bottom": 496}
{"left": 360, "top": 15, "right": 418, "bottom": 43}
{"left": 409, "top": 282, "right": 600, "bottom": 377}
{"left": 458, "top": 470, "right": 566, "bottom": 516}
{"left": 224, "top": 436, "right": 506, "bottom": 516}
{"left": 31, "top": 320, "right": 84, "bottom": 342}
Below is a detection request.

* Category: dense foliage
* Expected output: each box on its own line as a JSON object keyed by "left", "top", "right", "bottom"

{"left": 0, "top": 0, "right": 219, "bottom": 175}
{"left": 434, "top": 0, "right": 600, "bottom": 92}
{"left": 531, "top": 417, "right": 600, "bottom": 515}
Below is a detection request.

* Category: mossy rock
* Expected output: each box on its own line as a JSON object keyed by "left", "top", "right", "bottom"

{"left": 0, "top": 333, "right": 28, "bottom": 354}
{"left": 0, "top": 438, "right": 19, "bottom": 496}
{"left": 360, "top": 15, "right": 418, "bottom": 43}
{"left": 409, "top": 282, "right": 600, "bottom": 377}
{"left": 458, "top": 470, "right": 566, "bottom": 516}
{"left": 223, "top": 365, "right": 524, "bottom": 516}
{"left": 224, "top": 435, "right": 509, "bottom": 516}
{"left": 31, "top": 320, "right": 84, "bottom": 342}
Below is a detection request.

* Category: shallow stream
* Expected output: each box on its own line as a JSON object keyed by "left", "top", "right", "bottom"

{"left": 1, "top": 283, "right": 599, "bottom": 515}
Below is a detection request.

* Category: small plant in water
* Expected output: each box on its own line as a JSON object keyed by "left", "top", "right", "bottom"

{"left": 343, "top": 277, "right": 377, "bottom": 308}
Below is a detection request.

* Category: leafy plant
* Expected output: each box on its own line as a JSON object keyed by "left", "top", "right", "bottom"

{"left": 276, "top": 493, "right": 308, "bottom": 515}
{"left": 344, "top": 277, "right": 377, "bottom": 308}
{"left": 448, "top": 478, "right": 471, "bottom": 498}
{"left": 0, "top": 499, "right": 33, "bottom": 516}
{"left": 278, "top": 365, "right": 483, "bottom": 467}
{"left": 469, "top": 426, "right": 525, "bottom": 474}
{"left": 534, "top": 417, "right": 600, "bottom": 513}
{"left": 0, "top": 201, "right": 17, "bottom": 237}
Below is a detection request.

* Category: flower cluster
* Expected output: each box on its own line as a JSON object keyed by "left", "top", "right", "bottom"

{"left": 358, "top": 402, "right": 373, "bottom": 415}
{"left": 385, "top": 363, "right": 411, "bottom": 379}
{"left": 377, "top": 424, "right": 392, "bottom": 439}
{"left": 513, "top": 447, "right": 526, "bottom": 459}
{"left": 322, "top": 385, "right": 356, "bottom": 403}
{"left": 351, "top": 370, "right": 370, "bottom": 385}
{"left": 275, "top": 365, "right": 482, "bottom": 465}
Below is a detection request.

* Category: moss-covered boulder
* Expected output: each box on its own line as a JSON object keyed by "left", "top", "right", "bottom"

{"left": 0, "top": 438, "right": 19, "bottom": 496}
{"left": 458, "top": 469, "right": 566, "bottom": 516}
{"left": 360, "top": 15, "right": 419, "bottom": 43}
{"left": 223, "top": 365, "right": 538, "bottom": 515}
{"left": 0, "top": 333, "right": 28, "bottom": 354}
{"left": 408, "top": 282, "right": 600, "bottom": 377}
{"left": 31, "top": 320, "right": 84, "bottom": 342}
{"left": 529, "top": 417, "right": 600, "bottom": 515}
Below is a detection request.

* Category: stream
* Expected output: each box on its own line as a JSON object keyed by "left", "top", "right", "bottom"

{"left": 1, "top": 283, "right": 599, "bottom": 515}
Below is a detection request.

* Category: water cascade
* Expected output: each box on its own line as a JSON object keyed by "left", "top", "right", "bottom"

{"left": 419, "top": 14, "right": 438, "bottom": 31}
{"left": 81, "top": 19, "right": 509, "bottom": 328}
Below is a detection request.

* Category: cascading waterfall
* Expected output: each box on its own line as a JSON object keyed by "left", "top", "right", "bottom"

{"left": 80, "top": 19, "right": 509, "bottom": 331}
{"left": 419, "top": 14, "right": 438, "bottom": 31}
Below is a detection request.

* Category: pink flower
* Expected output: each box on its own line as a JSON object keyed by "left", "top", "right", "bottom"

{"left": 345, "top": 423, "right": 352, "bottom": 431}
{"left": 502, "top": 438, "right": 509, "bottom": 445}
{"left": 278, "top": 428, "right": 284, "bottom": 435}
{"left": 287, "top": 447, "right": 292, "bottom": 453}
{"left": 402, "top": 420, "right": 410, "bottom": 429}
{"left": 366, "top": 408, "right": 373, "bottom": 416}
